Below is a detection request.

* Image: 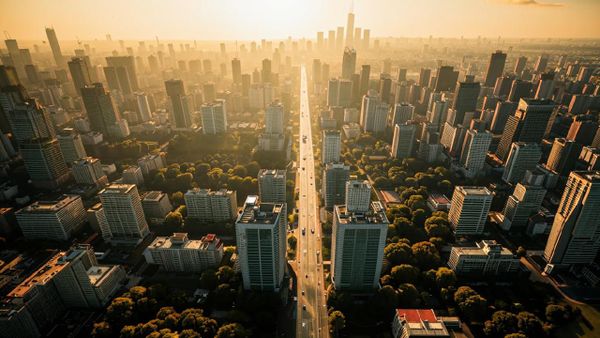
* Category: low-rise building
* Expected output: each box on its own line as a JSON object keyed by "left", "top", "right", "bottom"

{"left": 448, "top": 240, "right": 520, "bottom": 275}
{"left": 392, "top": 309, "right": 460, "bottom": 338}
{"left": 144, "top": 233, "right": 223, "bottom": 272}
{"left": 15, "top": 195, "right": 86, "bottom": 241}
{"left": 142, "top": 191, "right": 173, "bottom": 223}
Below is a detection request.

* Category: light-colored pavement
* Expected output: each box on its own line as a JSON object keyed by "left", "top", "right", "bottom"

{"left": 296, "top": 65, "right": 329, "bottom": 337}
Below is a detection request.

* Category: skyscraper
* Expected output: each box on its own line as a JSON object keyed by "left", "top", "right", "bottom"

{"left": 81, "top": 83, "right": 121, "bottom": 138}
{"left": 502, "top": 182, "right": 546, "bottom": 231}
{"left": 345, "top": 12, "right": 355, "bottom": 47}
{"left": 514, "top": 56, "right": 527, "bottom": 75}
{"left": 200, "top": 99, "right": 227, "bottom": 134}
{"left": 544, "top": 172, "right": 600, "bottom": 268}
{"left": 165, "top": 79, "right": 193, "bottom": 129}
{"left": 496, "top": 99, "right": 555, "bottom": 161}
{"left": 231, "top": 58, "right": 242, "bottom": 84}
{"left": 391, "top": 123, "right": 417, "bottom": 159}
{"left": 360, "top": 91, "right": 388, "bottom": 133}
{"left": 508, "top": 79, "right": 533, "bottom": 102}
{"left": 68, "top": 57, "right": 92, "bottom": 95}
{"left": 265, "top": 101, "right": 284, "bottom": 134}
{"left": 545, "top": 138, "right": 582, "bottom": 176}
{"left": 135, "top": 92, "right": 152, "bottom": 122}
{"left": 322, "top": 130, "right": 341, "bottom": 164}
{"left": 459, "top": 129, "right": 492, "bottom": 178}
{"left": 15, "top": 195, "right": 86, "bottom": 241}
{"left": 8, "top": 99, "right": 55, "bottom": 143}
{"left": 484, "top": 50, "right": 507, "bottom": 87}
{"left": 235, "top": 195, "right": 286, "bottom": 291}
{"left": 57, "top": 128, "right": 87, "bottom": 164}
{"left": 502, "top": 142, "right": 542, "bottom": 184}
{"left": 99, "top": 184, "right": 150, "bottom": 244}
{"left": 45, "top": 27, "right": 64, "bottom": 67}
{"left": 106, "top": 56, "right": 139, "bottom": 91}
{"left": 341, "top": 47, "right": 356, "bottom": 80}
{"left": 345, "top": 179, "right": 371, "bottom": 213}
{"left": 390, "top": 103, "right": 415, "bottom": 126}
{"left": 359, "top": 64, "right": 370, "bottom": 96}
{"left": 449, "top": 186, "right": 493, "bottom": 235}
{"left": 261, "top": 58, "right": 272, "bottom": 83}
{"left": 72, "top": 157, "right": 107, "bottom": 187}
{"left": 434, "top": 66, "right": 459, "bottom": 92}
{"left": 451, "top": 82, "right": 481, "bottom": 125}
{"left": 534, "top": 72, "right": 555, "bottom": 100}
{"left": 322, "top": 163, "right": 350, "bottom": 210}
{"left": 258, "top": 169, "right": 286, "bottom": 204}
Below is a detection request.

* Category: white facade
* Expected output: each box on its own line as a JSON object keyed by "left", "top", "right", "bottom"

{"left": 16, "top": 195, "right": 86, "bottom": 241}
{"left": 345, "top": 180, "right": 372, "bottom": 213}
{"left": 201, "top": 99, "right": 228, "bottom": 134}
{"left": 185, "top": 188, "right": 238, "bottom": 222}
{"left": 448, "top": 240, "right": 520, "bottom": 275}
{"left": 72, "top": 157, "right": 107, "bottom": 186}
{"left": 502, "top": 142, "right": 542, "bottom": 184}
{"left": 144, "top": 233, "right": 224, "bottom": 272}
{"left": 449, "top": 186, "right": 493, "bottom": 235}
{"left": 258, "top": 169, "right": 286, "bottom": 203}
{"left": 99, "top": 184, "right": 149, "bottom": 243}
{"left": 322, "top": 130, "right": 341, "bottom": 164}
{"left": 459, "top": 129, "right": 492, "bottom": 178}
{"left": 57, "top": 128, "right": 87, "bottom": 164}
{"left": 265, "top": 101, "right": 284, "bottom": 134}
{"left": 391, "top": 123, "right": 417, "bottom": 159}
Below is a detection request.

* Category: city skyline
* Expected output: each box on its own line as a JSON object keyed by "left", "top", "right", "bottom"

{"left": 1, "top": 0, "right": 600, "bottom": 41}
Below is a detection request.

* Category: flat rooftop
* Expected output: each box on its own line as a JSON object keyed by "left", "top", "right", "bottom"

{"left": 7, "top": 252, "right": 68, "bottom": 299}
{"left": 143, "top": 191, "right": 166, "bottom": 201}
{"left": 258, "top": 169, "right": 286, "bottom": 178}
{"left": 396, "top": 309, "right": 449, "bottom": 337}
{"left": 101, "top": 184, "right": 135, "bottom": 194}
{"left": 456, "top": 186, "right": 491, "bottom": 196}
{"left": 237, "top": 196, "right": 283, "bottom": 225}
{"left": 335, "top": 202, "right": 388, "bottom": 225}
{"left": 17, "top": 195, "right": 79, "bottom": 214}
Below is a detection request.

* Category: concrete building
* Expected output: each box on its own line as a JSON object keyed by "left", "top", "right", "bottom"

{"left": 390, "top": 103, "right": 415, "bottom": 127}
{"left": 545, "top": 138, "right": 582, "bottom": 176}
{"left": 72, "top": 157, "right": 107, "bottom": 187}
{"left": 184, "top": 188, "right": 238, "bottom": 222}
{"left": 99, "top": 184, "right": 149, "bottom": 244}
{"left": 258, "top": 169, "right": 286, "bottom": 203}
{"left": 459, "top": 129, "right": 492, "bottom": 178}
{"left": 390, "top": 123, "right": 417, "bottom": 160}
{"left": 122, "top": 166, "right": 144, "bottom": 186}
{"left": 360, "top": 91, "right": 389, "bottom": 133}
{"left": 15, "top": 195, "right": 86, "bottom": 241}
{"left": 144, "top": 233, "right": 224, "bottom": 272}
{"left": 331, "top": 201, "right": 388, "bottom": 290}
{"left": 449, "top": 186, "right": 493, "bottom": 235}
{"left": 501, "top": 183, "right": 546, "bottom": 231}
{"left": 265, "top": 101, "right": 284, "bottom": 134}
{"left": 56, "top": 128, "right": 86, "bottom": 164}
{"left": 141, "top": 191, "right": 173, "bottom": 222}
{"left": 165, "top": 79, "right": 193, "bottom": 129}
{"left": 502, "top": 142, "right": 542, "bottom": 184}
{"left": 322, "top": 130, "right": 341, "bottom": 164}
{"left": 345, "top": 179, "right": 372, "bottom": 213}
{"left": 392, "top": 309, "right": 457, "bottom": 338}
{"left": 322, "top": 163, "right": 350, "bottom": 210}
{"left": 201, "top": 99, "right": 228, "bottom": 134}
{"left": 20, "top": 138, "right": 71, "bottom": 190}
{"left": 448, "top": 240, "right": 519, "bottom": 275}
{"left": 235, "top": 196, "right": 286, "bottom": 291}
{"left": 137, "top": 152, "right": 166, "bottom": 177}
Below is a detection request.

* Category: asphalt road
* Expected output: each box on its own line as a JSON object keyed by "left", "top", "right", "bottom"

{"left": 296, "top": 65, "right": 329, "bottom": 337}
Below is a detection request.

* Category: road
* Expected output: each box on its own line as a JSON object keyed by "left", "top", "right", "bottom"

{"left": 296, "top": 65, "right": 328, "bottom": 337}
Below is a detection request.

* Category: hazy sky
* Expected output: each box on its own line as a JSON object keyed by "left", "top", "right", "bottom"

{"left": 1, "top": 0, "right": 599, "bottom": 41}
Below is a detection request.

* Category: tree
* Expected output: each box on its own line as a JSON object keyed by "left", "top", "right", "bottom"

{"left": 180, "top": 330, "right": 201, "bottom": 338}
{"left": 329, "top": 310, "right": 346, "bottom": 338}
{"left": 216, "top": 266, "right": 235, "bottom": 284}
{"left": 411, "top": 209, "right": 427, "bottom": 227}
{"left": 373, "top": 176, "right": 391, "bottom": 189}
{"left": 287, "top": 235, "right": 297, "bottom": 249}
{"left": 180, "top": 309, "right": 217, "bottom": 336}
{"left": 200, "top": 269, "right": 218, "bottom": 290}
{"left": 397, "top": 283, "right": 421, "bottom": 307}
{"left": 213, "top": 283, "right": 236, "bottom": 309}
{"left": 545, "top": 304, "right": 567, "bottom": 323}
{"left": 91, "top": 321, "right": 112, "bottom": 338}
{"left": 215, "top": 323, "right": 250, "bottom": 338}
{"left": 176, "top": 172, "right": 194, "bottom": 191}
{"left": 411, "top": 241, "right": 441, "bottom": 270}
{"left": 384, "top": 242, "right": 413, "bottom": 265}
{"left": 459, "top": 295, "right": 488, "bottom": 322}
{"left": 107, "top": 297, "right": 134, "bottom": 324}
{"left": 165, "top": 211, "right": 183, "bottom": 229}
{"left": 516, "top": 246, "right": 527, "bottom": 258}
{"left": 232, "top": 165, "right": 247, "bottom": 177}
{"left": 372, "top": 285, "right": 399, "bottom": 320}
{"left": 485, "top": 311, "right": 519, "bottom": 336}
{"left": 505, "top": 334, "right": 527, "bottom": 338}
{"left": 517, "top": 311, "right": 545, "bottom": 337}
{"left": 391, "top": 264, "right": 420, "bottom": 285}
{"left": 454, "top": 286, "right": 478, "bottom": 304}
{"left": 171, "top": 191, "right": 184, "bottom": 206}
{"left": 435, "top": 267, "right": 456, "bottom": 289}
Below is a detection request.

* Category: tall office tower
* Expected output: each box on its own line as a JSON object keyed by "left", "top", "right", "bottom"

{"left": 434, "top": 66, "right": 459, "bottom": 92}
{"left": 165, "top": 79, "right": 193, "bottom": 129}
{"left": 258, "top": 169, "right": 286, "bottom": 204}
{"left": 81, "top": 83, "right": 121, "bottom": 138}
{"left": 336, "top": 26, "right": 344, "bottom": 50}
{"left": 57, "top": 128, "right": 86, "bottom": 164}
{"left": 235, "top": 195, "right": 286, "bottom": 291}
{"left": 345, "top": 180, "right": 371, "bottom": 213}
{"left": 535, "top": 72, "right": 555, "bottom": 100}
{"left": 391, "top": 123, "right": 417, "bottom": 159}
{"left": 451, "top": 82, "right": 481, "bottom": 125}
{"left": 322, "top": 163, "right": 350, "bottom": 210}
{"left": 72, "top": 157, "right": 107, "bottom": 186}
{"left": 106, "top": 56, "right": 139, "bottom": 91}
{"left": 428, "top": 99, "right": 449, "bottom": 126}
{"left": 341, "top": 47, "right": 356, "bottom": 80}
{"left": 501, "top": 182, "right": 546, "bottom": 231}
{"left": 231, "top": 58, "right": 242, "bottom": 84}
{"left": 490, "top": 101, "right": 517, "bottom": 134}
{"left": 493, "top": 75, "right": 515, "bottom": 98}
{"left": 328, "top": 30, "right": 336, "bottom": 50}
{"left": 508, "top": 79, "right": 533, "bottom": 102}
{"left": 200, "top": 99, "right": 227, "bottom": 134}
{"left": 265, "top": 101, "right": 284, "bottom": 134}
{"left": 449, "top": 186, "right": 493, "bottom": 235}
{"left": 419, "top": 68, "right": 432, "bottom": 87}
{"left": 144, "top": 233, "right": 224, "bottom": 272}
{"left": 203, "top": 82, "right": 216, "bottom": 102}
{"left": 544, "top": 171, "right": 600, "bottom": 268}
{"left": 397, "top": 68, "right": 407, "bottom": 83}
{"left": 484, "top": 50, "right": 507, "bottom": 87}
{"left": 345, "top": 12, "right": 355, "bottom": 46}
{"left": 568, "top": 95, "right": 594, "bottom": 115}
{"left": 68, "top": 57, "right": 91, "bottom": 95}
{"left": 331, "top": 199, "right": 388, "bottom": 290}
{"left": 15, "top": 195, "right": 85, "bottom": 241}
{"left": 545, "top": 138, "right": 582, "bottom": 176}
{"left": 360, "top": 91, "right": 389, "bottom": 133}
{"left": 359, "top": 64, "right": 371, "bottom": 95}
{"left": 502, "top": 142, "right": 542, "bottom": 184}
{"left": 103, "top": 65, "right": 132, "bottom": 95}
{"left": 350, "top": 73, "right": 361, "bottom": 104}
{"left": 184, "top": 188, "right": 238, "bottom": 222}
{"left": 317, "top": 31, "right": 324, "bottom": 50}
{"left": 379, "top": 74, "right": 392, "bottom": 103}
{"left": 390, "top": 103, "right": 415, "bottom": 126}
{"left": 261, "top": 58, "right": 272, "bottom": 83}
{"left": 45, "top": 27, "right": 64, "bottom": 67}
{"left": 460, "top": 129, "right": 492, "bottom": 178}
{"left": 567, "top": 117, "right": 598, "bottom": 146}
{"left": 362, "top": 29, "right": 370, "bottom": 49}
{"left": 135, "top": 92, "right": 152, "bottom": 122}
{"left": 354, "top": 27, "right": 362, "bottom": 47}
{"left": 8, "top": 99, "right": 55, "bottom": 143}
{"left": 534, "top": 55, "right": 549, "bottom": 73}
{"left": 514, "top": 56, "right": 527, "bottom": 75}
{"left": 327, "top": 78, "right": 353, "bottom": 107}
{"left": 99, "top": 184, "right": 149, "bottom": 243}
{"left": 322, "top": 130, "right": 342, "bottom": 164}
{"left": 312, "top": 59, "right": 322, "bottom": 84}
{"left": 496, "top": 99, "right": 555, "bottom": 161}
{"left": 4, "top": 39, "right": 24, "bottom": 77}
{"left": 21, "top": 138, "right": 70, "bottom": 189}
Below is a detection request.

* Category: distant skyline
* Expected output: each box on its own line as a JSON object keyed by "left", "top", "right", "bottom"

{"left": 1, "top": 0, "right": 599, "bottom": 41}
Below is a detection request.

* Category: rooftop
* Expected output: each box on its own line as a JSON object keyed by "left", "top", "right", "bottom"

{"left": 237, "top": 195, "right": 283, "bottom": 225}
{"left": 335, "top": 202, "right": 388, "bottom": 225}
{"left": 147, "top": 232, "right": 222, "bottom": 251}
{"left": 258, "top": 169, "right": 286, "bottom": 178}
{"left": 100, "top": 184, "right": 136, "bottom": 194}
{"left": 456, "top": 186, "right": 492, "bottom": 196}
{"left": 16, "top": 195, "right": 80, "bottom": 214}
{"left": 450, "top": 240, "right": 514, "bottom": 257}
{"left": 7, "top": 252, "right": 68, "bottom": 299}
{"left": 396, "top": 309, "right": 449, "bottom": 337}
{"left": 143, "top": 191, "right": 167, "bottom": 201}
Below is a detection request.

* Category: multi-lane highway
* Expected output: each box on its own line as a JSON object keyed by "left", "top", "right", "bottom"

{"left": 296, "top": 65, "right": 328, "bottom": 337}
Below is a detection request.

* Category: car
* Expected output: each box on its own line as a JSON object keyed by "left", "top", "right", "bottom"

{"left": 316, "top": 250, "right": 320, "bottom": 256}
{"left": 302, "top": 228, "right": 306, "bottom": 236}
{"left": 303, "top": 249, "right": 307, "bottom": 254}
{"left": 301, "top": 290, "right": 305, "bottom": 295}
{"left": 311, "top": 229, "right": 315, "bottom": 234}
{"left": 302, "top": 305, "right": 306, "bottom": 311}
{"left": 305, "top": 274, "right": 308, "bottom": 278}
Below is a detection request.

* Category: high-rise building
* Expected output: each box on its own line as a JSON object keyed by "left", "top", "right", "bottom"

{"left": 144, "top": 233, "right": 224, "bottom": 272}
{"left": 544, "top": 172, "right": 600, "bottom": 268}
{"left": 235, "top": 195, "right": 286, "bottom": 291}
{"left": 345, "top": 179, "right": 371, "bottom": 213}
{"left": 345, "top": 12, "right": 355, "bottom": 47}
{"left": 508, "top": 79, "right": 533, "bottom": 102}
{"left": 490, "top": 101, "right": 517, "bottom": 134}
{"left": 72, "top": 157, "right": 107, "bottom": 187}
{"left": 451, "top": 82, "right": 481, "bottom": 125}
{"left": 322, "top": 130, "right": 341, "bottom": 164}
{"left": 261, "top": 58, "right": 272, "bottom": 84}
{"left": 99, "top": 184, "right": 150, "bottom": 244}
{"left": 15, "top": 195, "right": 85, "bottom": 241}
{"left": 514, "top": 56, "right": 527, "bottom": 75}
{"left": 341, "top": 47, "right": 356, "bottom": 80}
{"left": 231, "top": 58, "right": 242, "bottom": 84}
{"left": 106, "top": 56, "right": 139, "bottom": 91}
{"left": 322, "top": 163, "right": 350, "bottom": 210}
{"left": 449, "top": 186, "right": 493, "bottom": 235}
{"left": 390, "top": 103, "right": 415, "bottom": 126}
{"left": 484, "top": 51, "right": 507, "bottom": 87}
{"left": 567, "top": 116, "right": 598, "bottom": 146}
{"left": 135, "top": 92, "right": 152, "bottom": 122}
{"left": 264, "top": 101, "right": 284, "bottom": 134}
{"left": 391, "top": 123, "right": 417, "bottom": 159}
{"left": 165, "top": 79, "right": 193, "bottom": 129}
{"left": 501, "top": 183, "right": 546, "bottom": 231}
{"left": 493, "top": 75, "right": 514, "bottom": 98}
{"left": 359, "top": 65, "right": 370, "bottom": 96}
{"left": 68, "top": 57, "right": 92, "bottom": 95}
{"left": 428, "top": 99, "right": 449, "bottom": 126}
{"left": 20, "top": 138, "right": 71, "bottom": 189}
{"left": 459, "top": 129, "right": 492, "bottom": 178}
{"left": 201, "top": 99, "right": 228, "bottom": 134}
{"left": 434, "top": 66, "right": 459, "bottom": 92}
{"left": 258, "top": 169, "right": 286, "bottom": 203}
{"left": 545, "top": 138, "right": 582, "bottom": 176}
{"left": 534, "top": 72, "right": 555, "bottom": 100}
{"left": 327, "top": 78, "right": 353, "bottom": 107}
{"left": 502, "top": 142, "right": 542, "bottom": 184}
{"left": 81, "top": 83, "right": 122, "bottom": 138}
{"left": 448, "top": 240, "right": 520, "bottom": 275}
{"left": 496, "top": 99, "right": 555, "bottom": 161}
{"left": 141, "top": 191, "right": 173, "bottom": 222}
{"left": 57, "top": 128, "right": 86, "bottom": 164}
{"left": 45, "top": 27, "right": 64, "bottom": 67}
{"left": 534, "top": 55, "right": 549, "bottom": 73}
{"left": 379, "top": 74, "right": 393, "bottom": 104}
{"left": 185, "top": 188, "right": 238, "bottom": 222}
{"left": 360, "top": 91, "right": 388, "bottom": 133}
{"left": 331, "top": 200, "right": 388, "bottom": 290}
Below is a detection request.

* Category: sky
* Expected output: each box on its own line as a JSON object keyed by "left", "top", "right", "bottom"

{"left": 0, "top": 0, "right": 599, "bottom": 41}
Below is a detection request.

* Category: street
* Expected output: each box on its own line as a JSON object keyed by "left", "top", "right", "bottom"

{"left": 296, "top": 64, "right": 329, "bottom": 337}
